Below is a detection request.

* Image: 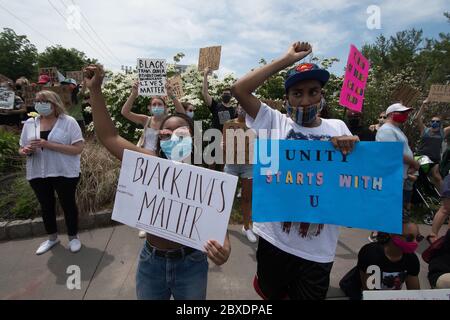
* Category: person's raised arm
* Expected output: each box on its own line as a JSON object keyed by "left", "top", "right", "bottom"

{"left": 84, "top": 65, "right": 153, "bottom": 161}
{"left": 202, "top": 67, "right": 213, "bottom": 108}
{"left": 166, "top": 82, "right": 185, "bottom": 114}
{"left": 231, "top": 42, "right": 312, "bottom": 119}
{"left": 121, "top": 81, "right": 148, "bottom": 127}
{"left": 415, "top": 99, "right": 428, "bottom": 134}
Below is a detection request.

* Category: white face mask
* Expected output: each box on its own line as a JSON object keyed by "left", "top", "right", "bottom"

{"left": 34, "top": 102, "right": 53, "bottom": 116}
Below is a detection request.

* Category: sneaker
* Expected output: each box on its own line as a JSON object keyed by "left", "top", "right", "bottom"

{"left": 68, "top": 238, "right": 82, "bottom": 253}
{"left": 242, "top": 226, "right": 257, "bottom": 243}
{"left": 138, "top": 230, "right": 146, "bottom": 238}
{"left": 36, "top": 239, "right": 60, "bottom": 255}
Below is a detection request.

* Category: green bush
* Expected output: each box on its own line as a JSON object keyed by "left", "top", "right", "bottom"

{"left": 0, "top": 174, "right": 39, "bottom": 221}
{"left": 0, "top": 129, "right": 23, "bottom": 174}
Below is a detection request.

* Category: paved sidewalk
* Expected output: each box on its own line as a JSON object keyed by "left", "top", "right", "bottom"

{"left": 0, "top": 224, "right": 445, "bottom": 300}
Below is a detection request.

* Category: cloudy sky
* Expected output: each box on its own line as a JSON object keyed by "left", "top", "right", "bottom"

{"left": 0, "top": 0, "right": 448, "bottom": 78}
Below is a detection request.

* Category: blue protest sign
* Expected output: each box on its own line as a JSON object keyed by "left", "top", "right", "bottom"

{"left": 252, "top": 140, "right": 403, "bottom": 234}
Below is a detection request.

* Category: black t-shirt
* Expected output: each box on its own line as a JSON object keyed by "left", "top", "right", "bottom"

{"left": 209, "top": 99, "right": 236, "bottom": 131}
{"left": 40, "top": 130, "right": 51, "bottom": 141}
{"left": 350, "top": 126, "right": 376, "bottom": 142}
{"left": 357, "top": 242, "right": 420, "bottom": 290}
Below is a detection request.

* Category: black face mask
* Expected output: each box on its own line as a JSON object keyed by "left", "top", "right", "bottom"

{"left": 222, "top": 94, "right": 232, "bottom": 104}
{"left": 15, "top": 84, "right": 22, "bottom": 91}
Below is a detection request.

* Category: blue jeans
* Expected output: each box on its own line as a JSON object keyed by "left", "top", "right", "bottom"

{"left": 136, "top": 243, "right": 209, "bottom": 300}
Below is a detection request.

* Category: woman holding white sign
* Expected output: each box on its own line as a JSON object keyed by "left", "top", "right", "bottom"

{"left": 84, "top": 64, "right": 231, "bottom": 300}
{"left": 121, "top": 81, "right": 187, "bottom": 154}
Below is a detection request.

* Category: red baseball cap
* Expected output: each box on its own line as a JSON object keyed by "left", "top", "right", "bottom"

{"left": 38, "top": 74, "right": 51, "bottom": 84}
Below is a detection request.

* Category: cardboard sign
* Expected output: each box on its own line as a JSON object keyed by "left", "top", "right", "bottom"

{"left": 167, "top": 75, "right": 184, "bottom": 99}
{"left": 262, "top": 99, "right": 285, "bottom": 111}
{"left": 363, "top": 289, "right": 450, "bottom": 300}
{"left": 66, "top": 71, "right": 84, "bottom": 85}
{"left": 428, "top": 85, "right": 450, "bottom": 103}
{"left": 252, "top": 140, "right": 404, "bottom": 234}
{"left": 339, "top": 45, "right": 370, "bottom": 112}
{"left": 223, "top": 120, "right": 256, "bottom": 165}
{"left": 22, "top": 85, "right": 42, "bottom": 107}
{"left": 38, "top": 67, "right": 60, "bottom": 85}
{"left": 47, "top": 86, "right": 73, "bottom": 109}
{"left": 391, "top": 85, "right": 420, "bottom": 107}
{"left": 0, "top": 88, "right": 15, "bottom": 110}
{"left": 198, "top": 46, "right": 222, "bottom": 71}
{"left": 137, "top": 59, "right": 167, "bottom": 96}
{"left": 22, "top": 85, "right": 72, "bottom": 109}
{"left": 112, "top": 150, "right": 238, "bottom": 251}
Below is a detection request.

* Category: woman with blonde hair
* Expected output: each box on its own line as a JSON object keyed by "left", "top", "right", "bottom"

{"left": 19, "top": 90, "right": 85, "bottom": 255}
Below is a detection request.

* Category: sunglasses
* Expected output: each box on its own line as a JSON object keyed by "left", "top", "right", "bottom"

{"left": 379, "top": 116, "right": 387, "bottom": 119}
{"left": 402, "top": 234, "right": 424, "bottom": 243}
{"left": 431, "top": 120, "right": 441, "bottom": 124}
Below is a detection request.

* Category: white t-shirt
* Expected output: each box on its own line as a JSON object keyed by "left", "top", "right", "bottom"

{"left": 20, "top": 114, "right": 84, "bottom": 180}
{"left": 246, "top": 103, "right": 352, "bottom": 263}
{"left": 375, "top": 123, "right": 413, "bottom": 179}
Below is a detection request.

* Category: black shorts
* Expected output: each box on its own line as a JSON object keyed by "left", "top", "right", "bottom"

{"left": 255, "top": 237, "right": 333, "bottom": 300}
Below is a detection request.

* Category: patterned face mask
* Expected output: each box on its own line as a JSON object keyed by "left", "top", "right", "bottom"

{"left": 286, "top": 98, "right": 325, "bottom": 126}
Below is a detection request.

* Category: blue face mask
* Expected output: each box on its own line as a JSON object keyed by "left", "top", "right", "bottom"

{"left": 152, "top": 106, "right": 165, "bottom": 117}
{"left": 186, "top": 111, "right": 194, "bottom": 119}
{"left": 34, "top": 102, "right": 53, "bottom": 116}
{"left": 286, "top": 98, "right": 324, "bottom": 126}
{"left": 160, "top": 135, "right": 192, "bottom": 161}
{"left": 431, "top": 121, "right": 441, "bottom": 129}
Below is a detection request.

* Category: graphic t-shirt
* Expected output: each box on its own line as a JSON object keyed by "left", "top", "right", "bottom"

{"left": 246, "top": 103, "right": 352, "bottom": 263}
{"left": 210, "top": 99, "right": 236, "bottom": 131}
{"left": 357, "top": 242, "right": 420, "bottom": 290}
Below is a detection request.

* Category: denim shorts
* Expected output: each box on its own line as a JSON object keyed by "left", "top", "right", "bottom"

{"left": 224, "top": 164, "right": 253, "bottom": 179}
{"left": 136, "top": 242, "right": 209, "bottom": 300}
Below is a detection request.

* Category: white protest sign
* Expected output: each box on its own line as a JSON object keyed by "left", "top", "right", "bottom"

{"left": 0, "top": 88, "right": 15, "bottom": 110}
{"left": 363, "top": 289, "right": 450, "bottom": 300}
{"left": 137, "top": 59, "right": 167, "bottom": 96}
{"left": 112, "top": 150, "right": 238, "bottom": 251}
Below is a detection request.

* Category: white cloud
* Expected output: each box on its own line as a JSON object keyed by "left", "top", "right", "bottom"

{"left": 0, "top": 0, "right": 448, "bottom": 78}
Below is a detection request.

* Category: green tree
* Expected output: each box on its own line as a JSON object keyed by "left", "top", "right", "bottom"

{"left": 0, "top": 28, "right": 38, "bottom": 81}
{"left": 38, "top": 45, "right": 97, "bottom": 74}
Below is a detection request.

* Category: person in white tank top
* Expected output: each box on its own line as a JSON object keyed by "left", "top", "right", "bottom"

{"left": 121, "top": 81, "right": 188, "bottom": 237}
{"left": 121, "top": 81, "right": 187, "bottom": 154}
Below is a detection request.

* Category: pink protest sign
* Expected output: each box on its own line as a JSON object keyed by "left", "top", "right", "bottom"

{"left": 339, "top": 45, "right": 370, "bottom": 112}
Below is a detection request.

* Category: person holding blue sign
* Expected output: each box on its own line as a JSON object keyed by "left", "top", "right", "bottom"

{"left": 231, "top": 41, "right": 359, "bottom": 300}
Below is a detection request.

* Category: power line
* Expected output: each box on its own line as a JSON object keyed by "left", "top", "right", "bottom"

{"left": 47, "top": 0, "right": 114, "bottom": 65}
{"left": 70, "top": 0, "right": 123, "bottom": 66}
{"left": 59, "top": 0, "right": 121, "bottom": 66}
{"left": 0, "top": 1, "right": 55, "bottom": 46}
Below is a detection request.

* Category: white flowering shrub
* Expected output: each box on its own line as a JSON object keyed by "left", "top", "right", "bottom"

{"left": 85, "top": 65, "right": 237, "bottom": 141}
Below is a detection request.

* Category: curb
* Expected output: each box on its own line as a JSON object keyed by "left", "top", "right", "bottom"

{"left": 0, "top": 210, "right": 118, "bottom": 242}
